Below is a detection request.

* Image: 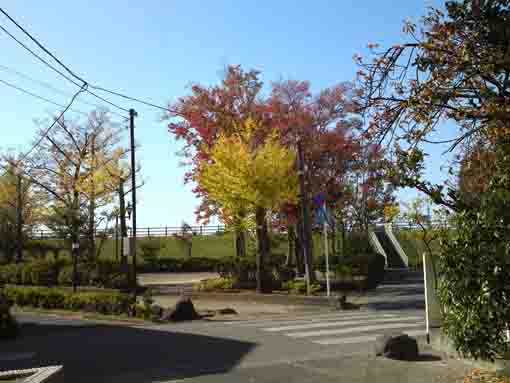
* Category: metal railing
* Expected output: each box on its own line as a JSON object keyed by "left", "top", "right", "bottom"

{"left": 27, "top": 225, "right": 227, "bottom": 240}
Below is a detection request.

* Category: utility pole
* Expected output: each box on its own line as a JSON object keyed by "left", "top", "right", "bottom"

{"left": 119, "top": 183, "right": 126, "bottom": 267}
{"left": 296, "top": 138, "right": 311, "bottom": 295}
{"left": 88, "top": 133, "right": 96, "bottom": 259}
{"left": 129, "top": 108, "right": 138, "bottom": 295}
{"left": 115, "top": 214, "right": 119, "bottom": 262}
{"left": 15, "top": 165, "right": 23, "bottom": 263}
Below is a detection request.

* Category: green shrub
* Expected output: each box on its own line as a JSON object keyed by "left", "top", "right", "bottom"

{"left": 0, "top": 289, "right": 18, "bottom": 339}
{"left": 23, "top": 259, "right": 58, "bottom": 286}
{"left": 0, "top": 263, "right": 22, "bottom": 284}
{"left": 344, "top": 231, "right": 373, "bottom": 257}
{"left": 194, "top": 277, "right": 234, "bottom": 292}
{"left": 437, "top": 201, "right": 510, "bottom": 361}
{"left": 5, "top": 286, "right": 135, "bottom": 316}
{"left": 140, "top": 240, "right": 162, "bottom": 267}
{"left": 24, "top": 241, "right": 63, "bottom": 259}
{"left": 282, "top": 280, "right": 322, "bottom": 295}
{"left": 57, "top": 265, "right": 93, "bottom": 286}
{"left": 335, "top": 263, "right": 353, "bottom": 281}
{"left": 314, "top": 255, "right": 341, "bottom": 272}
{"left": 363, "top": 252, "right": 386, "bottom": 290}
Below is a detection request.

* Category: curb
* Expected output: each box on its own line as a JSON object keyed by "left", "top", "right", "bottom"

{"left": 427, "top": 328, "right": 510, "bottom": 372}
{"left": 151, "top": 288, "right": 369, "bottom": 307}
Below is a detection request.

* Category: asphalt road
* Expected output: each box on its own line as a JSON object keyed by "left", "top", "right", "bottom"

{"left": 0, "top": 281, "right": 470, "bottom": 382}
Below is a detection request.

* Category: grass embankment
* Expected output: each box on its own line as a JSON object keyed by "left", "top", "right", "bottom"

{"left": 23, "top": 230, "right": 435, "bottom": 270}
{"left": 394, "top": 228, "right": 445, "bottom": 270}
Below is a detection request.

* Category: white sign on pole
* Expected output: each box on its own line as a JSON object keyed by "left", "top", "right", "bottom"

{"left": 123, "top": 237, "right": 131, "bottom": 257}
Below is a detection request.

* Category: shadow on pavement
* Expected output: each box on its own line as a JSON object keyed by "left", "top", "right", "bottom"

{"left": 368, "top": 299, "right": 425, "bottom": 311}
{"left": 2, "top": 318, "right": 256, "bottom": 383}
{"left": 413, "top": 354, "right": 442, "bottom": 362}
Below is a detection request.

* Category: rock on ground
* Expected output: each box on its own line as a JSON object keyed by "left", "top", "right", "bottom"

{"left": 161, "top": 296, "right": 201, "bottom": 322}
{"left": 375, "top": 334, "right": 419, "bottom": 361}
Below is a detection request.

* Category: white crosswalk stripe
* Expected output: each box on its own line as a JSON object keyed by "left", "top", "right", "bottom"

{"left": 227, "top": 310, "right": 425, "bottom": 347}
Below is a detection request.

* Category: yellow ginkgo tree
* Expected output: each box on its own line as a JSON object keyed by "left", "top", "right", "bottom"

{"left": 198, "top": 118, "right": 298, "bottom": 292}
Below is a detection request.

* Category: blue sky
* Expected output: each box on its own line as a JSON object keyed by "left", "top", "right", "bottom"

{"left": 1, "top": 0, "right": 450, "bottom": 227}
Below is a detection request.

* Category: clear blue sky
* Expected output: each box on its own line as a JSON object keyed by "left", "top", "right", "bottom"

{"left": 1, "top": 0, "right": 449, "bottom": 227}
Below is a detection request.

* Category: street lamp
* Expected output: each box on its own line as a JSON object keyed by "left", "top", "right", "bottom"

{"left": 126, "top": 202, "right": 132, "bottom": 221}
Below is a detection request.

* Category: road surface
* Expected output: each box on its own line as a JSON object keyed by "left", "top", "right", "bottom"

{"left": 1, "top": 279, "right": 470, "bottom": 382}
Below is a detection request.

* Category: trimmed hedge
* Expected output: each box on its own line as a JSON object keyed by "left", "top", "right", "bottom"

{"left": 0, "top": 259, "right": 130, "bottom": 290}
{"left": 4, "top": 285, "right": 135, "bottom": 316}
{"left": 139, "top": 256, "right": 226, "bottom": 273}
{"left": 0, "top": 289, "right": 18, "bottom": 339}
{"left": 314, "top": 252, "right": 385, "bottom": 290}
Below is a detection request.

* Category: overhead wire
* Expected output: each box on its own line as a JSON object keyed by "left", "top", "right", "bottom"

{"left": 0, "top": 77, "right": 88, "bottom": 116}
{"left": 0, "top": 22, "right": 129, "bottom": 114}
{"left": 0, "top": 7, "right": 86, "bottom": 85}
{"left": 0, "top": 83, "right": 88, "bottom": 178}
{"left": 0, "top": 63, "right": 128, "bottom": 120}
{"left": 0, "top": 7, "right": 171, "bottom": 113}
{"left": 17, "top": 83, "right": 88, "bottom": 163}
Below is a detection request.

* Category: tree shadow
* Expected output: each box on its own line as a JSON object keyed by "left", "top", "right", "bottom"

{"left": 368, "top": 300, "right": 425, "bottom": 311}
{"left": 384, "top": 353, "right": 442, "bottom": 362}
{"left": 2, "top": 318, "right": 257, "bottom": 383}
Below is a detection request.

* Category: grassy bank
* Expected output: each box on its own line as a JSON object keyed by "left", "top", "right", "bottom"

{"left": 16, "top": 229, "right": 435, "bottom": 270}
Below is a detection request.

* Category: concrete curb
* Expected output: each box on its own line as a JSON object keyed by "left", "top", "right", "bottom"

{"left": 427, "top": 328, "right": 510, "bottom": 372}
{"left": 151, "top": 289, "right": 370, "bottom": 307}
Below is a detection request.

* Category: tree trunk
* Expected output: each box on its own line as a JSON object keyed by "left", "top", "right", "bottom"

{"left": 303, "top": 201, "right": 315, "bottom": 282}
{"left": 295, "top": 218, "right": 305, "bottom": 275}
{"left": 286, "top": 225, "right": 295, "bottom": 267}
{"left": 88, "top": 198, "right": 95, "bottom": 259}
{"left": 255, "top": 207, "right": 269, "bottom": 293}
{"left": 235, "top": 229, "right": 246, "bottom": 259}
{"left": 341, "top": 220, "right": 346, "bottom": 257}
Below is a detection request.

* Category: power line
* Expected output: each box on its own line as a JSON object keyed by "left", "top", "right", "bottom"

{"left": 0, "top": 7, "right": 171, "bottom": 113}
{"left": 0, "top": 23, "right": 129, "bottom": 114}
{"left": 0, "top": 7, "right": 86, "bottom": 86}
{"left": 0, "top": 77, "right": 88, "bottom": 116}
{"left": 0, "top": 83, "right": 87, "bottom": 177}
{"left": 17, "top": 83, "right": 88, "bottom": 163}
{"left": 0, "top": 63, "right": 127, "bottom": 120}
{"left": 88, "top": 85, "right": 171, "bottom": 112}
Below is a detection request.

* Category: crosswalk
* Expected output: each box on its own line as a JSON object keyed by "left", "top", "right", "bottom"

{"left": 225, "top": 310, "right": 426, "bottom": 347}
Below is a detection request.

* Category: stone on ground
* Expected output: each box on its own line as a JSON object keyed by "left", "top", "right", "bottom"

{"left": 376, "top": 334, "right": 419, "bottom": 361}
{"left": 161, "top": 296, "right": 201, "bottom": 322}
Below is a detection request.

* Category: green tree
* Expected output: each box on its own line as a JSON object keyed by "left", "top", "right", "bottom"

{"left": 357, "top": 0, "right": 510, "bottom": 360}
{"left": 198, "top": 118, "right": 298, "bottom": 292}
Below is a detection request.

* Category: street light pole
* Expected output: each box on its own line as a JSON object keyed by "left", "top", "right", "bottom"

{"left": 129, "top": 109, "right": 138, "bottom": 295}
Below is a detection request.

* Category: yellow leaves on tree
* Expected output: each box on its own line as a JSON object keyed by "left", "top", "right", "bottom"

{"left": 197, "top": 118, "right": 298, "bottom": 226}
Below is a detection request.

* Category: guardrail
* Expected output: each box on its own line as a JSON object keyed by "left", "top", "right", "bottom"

{"left": 27, "top": 225, "right": 227, "bottom": 240}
